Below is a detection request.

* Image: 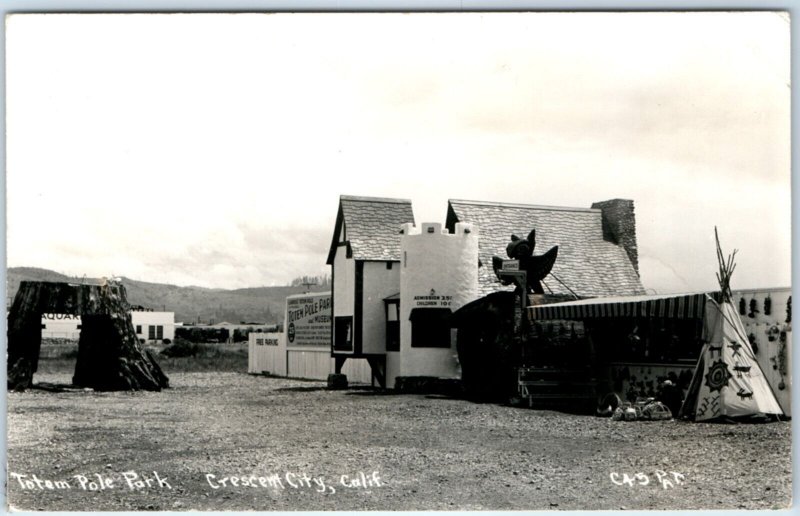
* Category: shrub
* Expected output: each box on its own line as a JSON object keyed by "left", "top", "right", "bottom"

{"left": 60, "top": 348, "right": 80, "bottom": 360}
{"left": 160, "top": 338, "right": 200, "bottom": 358}
{"left": 162, "top": 338, "right": 172, "bottom": 345}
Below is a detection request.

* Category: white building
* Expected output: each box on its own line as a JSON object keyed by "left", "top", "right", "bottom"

{"left": 731, "top": 287, "right": 792, "bottom": 416}
{"left": 131, "top": 310, "right": 175, "bottom": 343}
{"left": 41, "top": 310, "right": 175, "bottom": 343}
{"left": 326, "top": 195, "right": 482, "bottom": 388}
{"left": 40, "top": 313, "right": 82, "bottom": 339}
{"left": 388, "top": 221, "right": 479, "bottom": 387}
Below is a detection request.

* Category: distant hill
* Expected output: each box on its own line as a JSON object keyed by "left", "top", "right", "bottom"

{"left": 6, "top": 267, "right": 328, "bottom": 324}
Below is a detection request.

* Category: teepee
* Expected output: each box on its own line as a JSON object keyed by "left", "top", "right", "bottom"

{"left": 679, "top": 229, "right": 783, "bottom": 421}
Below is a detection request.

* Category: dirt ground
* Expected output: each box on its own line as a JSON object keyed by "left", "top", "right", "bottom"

{"left": 6, "top": 371, "right": 793, "bottom": 511}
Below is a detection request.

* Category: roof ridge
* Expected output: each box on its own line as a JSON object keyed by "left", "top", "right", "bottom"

{"left": 449, "top": 198, "right": 599, "bottom": 213}
{"left": 341, "top": 195, "right": 412, "bottom": 204}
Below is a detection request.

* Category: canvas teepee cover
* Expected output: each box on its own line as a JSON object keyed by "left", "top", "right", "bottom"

{"left": 681, "top": 297, "right": 782, "bottom": 421}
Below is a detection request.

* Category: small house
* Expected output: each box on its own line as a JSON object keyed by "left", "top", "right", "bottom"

{"left": 327, "top": 195, "right": 415, "bottom": 386}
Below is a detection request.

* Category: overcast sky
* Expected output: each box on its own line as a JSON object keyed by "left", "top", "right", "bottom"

{"left": 6, "top": 12, "right": 791, "bottom": 292}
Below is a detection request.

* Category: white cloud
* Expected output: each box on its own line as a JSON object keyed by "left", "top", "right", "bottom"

{"left": 6, "top": 12, "right": 791, "bottom": 290}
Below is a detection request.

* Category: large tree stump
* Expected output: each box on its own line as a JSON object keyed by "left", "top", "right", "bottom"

{"left": 7, "top": 280, "right": 169, "bottom": 391}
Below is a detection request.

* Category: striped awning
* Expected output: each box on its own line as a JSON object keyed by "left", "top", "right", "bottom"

{"left": 530, "top": 292, "right": 710, "bottom": 321}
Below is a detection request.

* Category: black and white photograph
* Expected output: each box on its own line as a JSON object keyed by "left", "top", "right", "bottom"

{"left": 4, "top": 9, "right": 793, "bottom": 512}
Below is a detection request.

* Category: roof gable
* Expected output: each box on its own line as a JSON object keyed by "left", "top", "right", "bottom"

{"left": 446, "top": 199, "right": 644, "bottom": 297}
{"left": 327, "top": 195, "right": 415, "bottom": 264}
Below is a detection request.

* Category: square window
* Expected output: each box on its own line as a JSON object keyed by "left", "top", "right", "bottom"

{"left": 410, "top": 308, "right": 452, "bottom": 348}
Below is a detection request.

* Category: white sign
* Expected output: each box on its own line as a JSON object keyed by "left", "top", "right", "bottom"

{"left": 286, "top": 294, "right": 331, "bottom": 347}
{"left": 501, "top": 260, "right": 520, "bottom": 271}
{"left": 412, "top": 290, "right": 453, "bottom": 308}
{"left": 41, "top": 313, "right": 81, "bottom": 321}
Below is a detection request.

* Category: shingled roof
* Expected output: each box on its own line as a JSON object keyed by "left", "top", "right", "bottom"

{"left": 327, "top": 195, "right": 415, "bottom": 264}
{"left": 446, "top": 199, "right": 645, "bottom": 298}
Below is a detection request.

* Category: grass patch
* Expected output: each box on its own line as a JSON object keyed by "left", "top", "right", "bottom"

{"left": 158, "top": 343, "right": 248, "bottom": 372}
{"left": 36, "top": 358, "right": 77, "bottom": 374}
{"left": 35, "top": 342, "right": 248, "bottom": 375}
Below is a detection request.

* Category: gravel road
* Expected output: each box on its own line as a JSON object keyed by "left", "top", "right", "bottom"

{"left": 6, "top": 372, "right": 792, "bottom": 511}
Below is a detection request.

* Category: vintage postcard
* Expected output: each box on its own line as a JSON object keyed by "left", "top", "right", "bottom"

{"left": 4, "top": 11, "right": 792, "bottom": 511}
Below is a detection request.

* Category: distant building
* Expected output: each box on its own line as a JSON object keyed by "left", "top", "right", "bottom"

{"left": 39, "top": 313, "right": 83, "bottom": 339}
{"left": 41, "top": 310, "right": 175, "bottom": 343}
{"left": 131, "top": 310, "right": 175, "bottom": 343}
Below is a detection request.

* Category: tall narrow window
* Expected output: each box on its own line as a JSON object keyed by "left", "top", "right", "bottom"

{"left": 334, "top": 316, "right": 353, "bottom": 351}
{"left": 386, "top": 302, "right": 400, "bottom": 352}
{"left": 148, "top": 325, "right": 156, "bottom": 340}
{"left": 156, "top": 326, "right": 164, "bottom": 340}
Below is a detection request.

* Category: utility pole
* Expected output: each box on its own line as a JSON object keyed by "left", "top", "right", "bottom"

{"left": 301, "top": 280, "right": 318, "bottom": 293}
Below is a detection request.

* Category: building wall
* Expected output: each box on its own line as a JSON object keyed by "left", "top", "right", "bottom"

{"left": 731, "top": 287, "right": 791, "bottom": 416}
{"left": 131, "top": 311, "right": 176, "bottom": 342}
{"left": 386, "top": 350, "right": 401, "bottom": 389}
{"left": 40, "top": 313, "right": 82, "bottom": 339}
{"left": 333, "top": 242, "right": 356, "bottom": 353}
{"left": 361, "top": 261, "right": 400, "bottom": 355}
{"left": 339, "top": 358, "right": 374, "bottom": 384}
{"left": 390, "top": 222, "right": 479, "bottom": 387}
{"left": 41, "top": 311, "right": 175, "bottom": 342}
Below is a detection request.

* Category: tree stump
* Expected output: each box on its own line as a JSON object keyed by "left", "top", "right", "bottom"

{"left": 7, "top": 280, "right": 169, "bottom": 391}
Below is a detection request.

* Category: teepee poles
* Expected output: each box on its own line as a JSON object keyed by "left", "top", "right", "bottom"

{"left": 714, "top": 226, "right": 737, "bottom": 302}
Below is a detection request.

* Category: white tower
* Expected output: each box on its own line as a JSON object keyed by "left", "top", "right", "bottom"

{"left": 385, "top": 222, "right": 479, "bottom": 387}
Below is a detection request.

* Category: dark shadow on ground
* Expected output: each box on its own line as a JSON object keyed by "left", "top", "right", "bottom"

{"left": 31, "top": 382, "right": 77, "bottom": 392}
{"left": 273, "top": 386, "right": 330, "bottom": 393}
{"left": 249, "top": 373, "right": 324, "bottom": 383}
{"left": 345, "top": 388, "right": 402, "bottom": 396}
{"left": 276, "top": 385, "right": 377, "bottom": 393}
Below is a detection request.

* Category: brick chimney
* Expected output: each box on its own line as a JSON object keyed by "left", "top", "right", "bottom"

{"left": 591, "top": 199, "right": 639, "bottom": 275}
